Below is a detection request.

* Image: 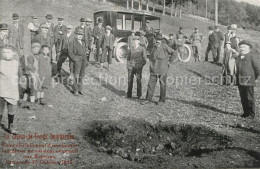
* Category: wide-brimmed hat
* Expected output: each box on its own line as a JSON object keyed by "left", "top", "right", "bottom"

{"left": 85, "top": 17, "right": 92, "bottom": 22}
{"left": 12, "top": 13, "right": 19, "bottom": 20}
{"left": 106, "top": 25, "right": 112, "bottom": 30}
{"left": 57, "top": 17, "right": 64, "bottom": 21}
{"left": 75, "top": 29, "right": 84, "bottom": 35}
{"left": 0, "top": 23, "right": 9, "bottom": 30}
{"left": 45, "top": 14, "right": 53, "bottom": 19}
{"left": 79, "top": 17, "right": 86, "bottom": 22}
{"left": 239, "top": 40, "right": 252, "bottom": 48}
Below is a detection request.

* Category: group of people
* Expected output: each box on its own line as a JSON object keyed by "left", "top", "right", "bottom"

{"left": 0, "top": 12, "right": 260, "bottom": 135}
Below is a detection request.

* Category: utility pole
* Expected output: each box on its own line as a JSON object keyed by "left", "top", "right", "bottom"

{"left": 205, "top": 0, "right": 208, "bottom": 19}
{"left": 215, "top": 0, "right": 218, "bottom": 25}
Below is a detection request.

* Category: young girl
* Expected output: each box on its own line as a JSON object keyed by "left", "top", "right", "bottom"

{"left": 0, "top": 45, "right": 20, "bottom": 134}
{"left": 37, "top": 45, "right": 52, "bottom": 105}
{"left": 222, "top": 41, "right": 239, "bottom": 85}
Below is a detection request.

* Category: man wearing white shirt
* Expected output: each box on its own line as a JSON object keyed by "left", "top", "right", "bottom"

{"left": 28, "top": 16, "right": 40, "bottom": 41}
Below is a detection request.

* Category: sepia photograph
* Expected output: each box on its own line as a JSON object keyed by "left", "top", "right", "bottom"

{"left": 0, "top": 0, "right": 260, "bottom": 168}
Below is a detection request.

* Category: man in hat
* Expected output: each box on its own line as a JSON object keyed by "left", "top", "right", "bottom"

{"left": 56, "top": 25, "right": 74, "bottom": 77}
{"left": 100, "top": 25, "right": 115, "bottom": 69}
{"left": 28, "top": 16, "right": 40, "bottom": 42}
{"left": 127, "top": 36, "right": 147, "bottom": 99}
{"left": 32, "top": 24, "right": 54, "bottom": 61}
{"left": 142, "top": 36, "right": 176, "bottom": 105}
{"left": 54, "top": 17, "right": 67, "bottom": 61}
{"left": 167, "top": 34, "right": 175, "bottom": 49}
{"left": 205, "top": 26, "right": 218, "bottom": 62}
{"left": 139, "top": 30, "right": 148, "bottom": 49}
{"left": 190, "top": 27, "right": 203, "bottom": 62}
{"left": 93, "top": 17, "right": 105, "bottom": 64}
{"left": 236, "top": 40, "right": 260, "bottom": 119}
{"left": 224, "top": 26, "right": 233, "bottom": 46}
{"left": 40, "top": 14, "right": 54, "bottom": 37}
{"left": 214, "top": 26, "right": 224, "bottom": 62}
{"left": 9, "top": 13, "right": 24, "bottom": 56}
{"left": 68, "top": 29, "right": 87, "bottom": 96}
{"left": 0, "top": 23, "right": 10, "bottom": 46}
{"left": 128, "top": 30, "right": 136, "bottom": 49}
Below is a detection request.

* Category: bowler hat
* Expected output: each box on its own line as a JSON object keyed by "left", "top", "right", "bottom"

{"left": 75, "top": 29, "right": 84, "bottom": 35}
{"left": 79, "top": 17, "right": 86, "bottom": 22}
{"left": 41, "top": 24, "right": 49, "bottom": 29}
{"left": 85, "top": 18, "right": 92, "bottom": 22}
{"left": 57, "top": 17, "right": 64, "bottom": 21}
{"left": 106, "top": 25, "right": 112, "bottom": 30}
{"left": 97, "top": 17, "right": 103, "bottom": 23}
{"left": 239, "top": 40, "right": 252, "bottom": 48}
{"left": 32, "top": 15, "right": 37, "bottom": 19}
{"left": 0, "top": 23, "right": 9, "bottom": 30}
{"left": 45, "top": 14, "right": 53, "bottom": 19}
{"left": 12, "top": 13, "right": 19, "bottom": 20}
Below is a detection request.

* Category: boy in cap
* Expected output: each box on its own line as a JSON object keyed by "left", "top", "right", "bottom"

{"left": 142, "top": 36, "right": 176, "bottom": 105}
{"left": 68, "top": 29, "right": 87, "bottom": 96}
{"left": 127, "top": 36, "right": 147, "bottom": 99}
{"left": 100, "top": 25, "right": 115, "bottom": 69}
{"left": 0, "top": 23, "right": 9, "bottom": 46}
{"left": 57, "top": 25, "right": 74, "bottom": 77}
{"left": 9, "top": 13, "right": 24, "bottom": 56}
{"left": 190, "top": 27, "right": 203, "bottom": 62}
{"left": 40, "top": 14, "right": 54, "bottom": 37}
{"left": 0, "top": 45, "right": 20, "bottom": 134}
{"left": 93, "top": 17, "right": 105, "bottom": 64}
{"left": 224, "top": 26, "right": 233, "bottom": 46}
{"left": 235, "top": 40, "right": 260, "bottom": 119}
{"left": 28, "top": 16, "right": 40, "bottom": 42}
{"left": 205, "top": 26, "right": 218, "bottom": 62}
{"left": 54, "top": 17, "right": 67, "bottom": 61}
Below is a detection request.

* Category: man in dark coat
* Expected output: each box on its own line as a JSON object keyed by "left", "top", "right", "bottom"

{"left": 205, "top": 26, "right": 218, "bottom": 62}
{"left": 167, "top": 34, "right": 175, "bottom": 49}
{"left": 141, "top": 36, "right": 176, "bottom": 105}
{"left": 40, "top": 14, "right": 54, "bottom": 37}
{"left": 9, "top": 13, "right": 24, "bottom": 56}
{"left": 56, "top": 25, "right": 74, "bottom": 76}
{"left": 93, "top": 17, "right": 105, "bottom": 64}
{"left": 0, "top": 23, "right": 9, "bottom": 46}
{"left": 235, "top": 40, "right": 260, "bottom": 119}
{"left": 53, "top": 17, "right": 67, "bottom": 61}
{"left": 100, "top": 25, "right": 115, "bottom": 69}
{"left": 215, "top": 26, "right": 224, "bottom": 62}
{"left": 68, "top": 29, "right": 87, "bottom": 96}
{"left": 127, "top": 36, "right": 147, "bottom": 99}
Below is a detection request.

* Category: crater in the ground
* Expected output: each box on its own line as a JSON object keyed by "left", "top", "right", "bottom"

{"left": 83, "top": 118, "right": 260, "bottom": 168}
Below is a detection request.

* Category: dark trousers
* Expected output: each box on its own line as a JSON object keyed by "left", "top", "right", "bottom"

{"left": 216, "top": 45, "right": 221, "bottom": 62}
{"left": 127, "top": 67, "right": 143, "bottom": 98}
{"left": 95, "top": 39, "right": 102, "bottom": 62}
{"left": 57, "top": 51, "right": 74, "bottom": 74}
{"left": 55, "top": 41, "right": 61, "bottom": 61}
{"left": 238, "top": 85, "right": 255, "bottom": 117}
{"left": 73, "top": 57, "right": 87, "bottom": 92}
{"left": 205, "top": 44, "right": 217, "bottom": 62}
{"left": 146, "top": 74, "right": 167, "bottom": 102}
{"left": 101, "top": 46, "right": 113, "bottom": 64}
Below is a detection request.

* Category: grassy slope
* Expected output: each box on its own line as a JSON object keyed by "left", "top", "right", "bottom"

{"left": 0, "top": 0, "right": 260, "bottom": 168}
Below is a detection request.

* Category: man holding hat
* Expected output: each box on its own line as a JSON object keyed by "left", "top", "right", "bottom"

{"left": 93, "top": 17, "right": 105, "bottom": 64}
{"left": 56, "top": 25, "right": 74, "bottom": 77}
{"left": 224, "top": 26, "right": 233, "bottom": 46}
{"left": 127, "top": 36, "right": 147, "bottom": 99}
{"left": 190, "top": 27, "right": 203, "bottom": 62}
{"left": 68, "top": 29, "right": 87, "bottom": 96}
{"left": 235, "top": 40, "right": 260, "bottom": 119}
{"left": 142, "top": 35, "right": 176, "bottom": 105}
{"left": 28, "top": 16, "right": 40, "bottom": 41}
{"left": 9, "top": 13, "right": 24, "bottom": 56}
{"left": 40, "top": 14, "right": 54, "bottom": 37}
{"left": 54, "top": 17, "right": 67, "bottom": 61}
{"left": 100, "top": 25, "right": 115, "bottom": 69}
{"left": 205, "top": 26, "right": 218, "bottom": 62}
{"left": 0, "top": 23, "right": 10, "bottom": 46}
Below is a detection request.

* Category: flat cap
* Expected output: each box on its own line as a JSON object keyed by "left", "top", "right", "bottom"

{"left": 31, "top": 42, "right": 41, "bottom": 48}
{"left": 32, "top": 15, "right": 38, "bottom": 19}
{"left": 0, "top": 23, "right": 9, "bottom": 30}
{"left": 97, "top": 17, "right": 103, "bottom": 23}
{"left": 12, "top": 13, "right": 19, "bottom": 19}
{"left": 239, "top": 40, "right": 252, "bottom": 48}
{"left": 106, "top": 25, "right": 112, "bottom": 30}
{"left": 57, "top": 17, "right": 64, "bottom": 21}
{"left": 79, "top": 17, "right": 86, "bottom": 22}
{"left": 67, "top": 25, "right": 73, "bottom": 29}
{"left": 45, "top": 14, "right": 53, "bottom": 19}
{"left": 85, "top": 17, "right": 92, "bottom": 22}
{"left": 75, "top": 29, "right": 84, "bottom": 35}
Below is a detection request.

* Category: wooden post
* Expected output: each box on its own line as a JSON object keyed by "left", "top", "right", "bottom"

{"left": 163, "top": 0, "right": 166, "bottom": 15}
{"left": 127, "top": 0, "right": 129, "bottom": 9}
{"left": 215, "top": 0, "right": 218, "bottom": 25}
{"left": 153, "top": 0, "right": 156, "bottom": 12}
